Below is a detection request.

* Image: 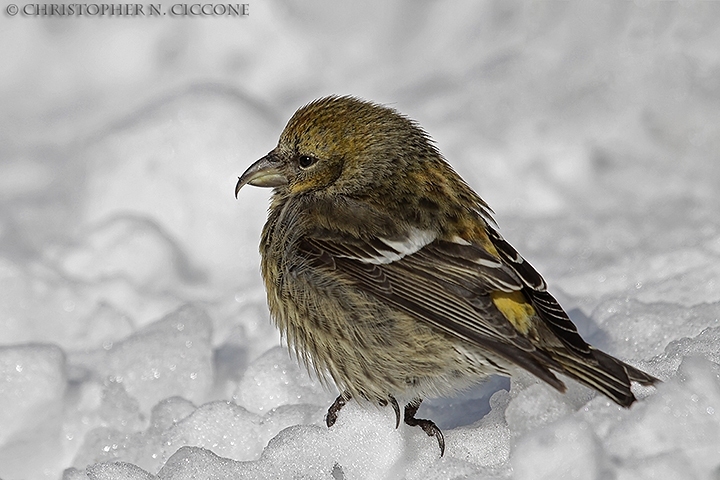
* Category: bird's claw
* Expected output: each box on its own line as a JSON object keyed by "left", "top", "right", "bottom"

{"left": 325, "top": 394, "right": 445, "bottom": 456}
{"left": 404, "top": 398, "right": 445, "bottom": 456}
{"left": 326, "top": 393, "right": 348, "bottom": 428}
{"left": 378, "top": 396, "right": 401, "bottom": 428}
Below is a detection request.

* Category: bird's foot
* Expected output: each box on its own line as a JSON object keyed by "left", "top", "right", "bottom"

{"left": 404, "top": 398, "right": 445, "bottom": 456}
{"left": 327, "top": 393, "right": 402, "bottom": 429}
{"left": 326, "top": 392, "right": 349, "bottom": 427}
{"left": 326, "top": 394, "right": 444, "bottom": 456}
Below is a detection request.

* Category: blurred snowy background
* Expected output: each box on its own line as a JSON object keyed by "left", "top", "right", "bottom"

{"left": 1, "top": 1, "right": 720, "bottom": 479}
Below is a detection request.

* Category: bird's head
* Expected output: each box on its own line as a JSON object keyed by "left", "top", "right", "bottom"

{"left": 235, "top": 96, "right": 440, "bottom": 199}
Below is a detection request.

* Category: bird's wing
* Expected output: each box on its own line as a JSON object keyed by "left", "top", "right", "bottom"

{"left": 298, "top": 229, "right": 569, "bottom": 391}
{"left": 486, "top": 229, "right": 657, "bottom": 388}
{"left": 299, "top": 226, "right": 658, "bottom": 406}
{"left": 487, "top": 229, "right": 659, "bottom": 402}
{"left": 484, "top": 227, "right": 594, "bottom": 357}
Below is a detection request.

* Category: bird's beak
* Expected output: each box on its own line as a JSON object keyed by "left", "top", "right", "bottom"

{"left": 235, "top": 154, "right": 289, "bottom": 198}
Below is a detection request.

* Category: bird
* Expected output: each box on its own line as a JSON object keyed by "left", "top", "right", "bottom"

{"left": 235, "top": 95, "right": 658, "bottom": 456}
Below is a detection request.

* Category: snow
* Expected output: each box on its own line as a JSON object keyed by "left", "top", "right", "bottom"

{"left": 2, "top": 1, "right": 720, "bottom": 479}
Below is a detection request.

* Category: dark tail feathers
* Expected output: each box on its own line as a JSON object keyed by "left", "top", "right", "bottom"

{"left": 552, "top": 348, "right": 660, "bottom": 408}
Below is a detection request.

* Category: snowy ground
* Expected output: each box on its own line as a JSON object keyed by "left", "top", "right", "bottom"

{"left": 2, "top": 2, "right": 720, "bottom": 479}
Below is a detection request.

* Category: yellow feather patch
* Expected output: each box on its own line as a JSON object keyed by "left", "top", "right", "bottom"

{"left": 490, "top": 291, "right": 536, "bottom": 335}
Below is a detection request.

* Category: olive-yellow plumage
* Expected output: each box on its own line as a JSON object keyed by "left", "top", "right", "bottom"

{"left": 235, "top": 95, "right": 658, "bottom": 456}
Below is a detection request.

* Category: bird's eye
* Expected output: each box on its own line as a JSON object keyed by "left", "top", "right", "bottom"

{"left": 298, "top": 155, "right": 317, "bottom": 169}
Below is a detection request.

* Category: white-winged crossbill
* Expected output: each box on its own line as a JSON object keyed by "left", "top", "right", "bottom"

{"left": 235, "top": 95, "right": 658, "bottom": 455}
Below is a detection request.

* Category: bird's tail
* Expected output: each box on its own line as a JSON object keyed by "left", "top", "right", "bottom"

{"left": 552, "top": 349, "right": 659, "bottom": 407}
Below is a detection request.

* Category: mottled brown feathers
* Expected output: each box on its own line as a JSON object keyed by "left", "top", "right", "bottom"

{"left": 237, "top": 95, "right": 658, "bottom": 417}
